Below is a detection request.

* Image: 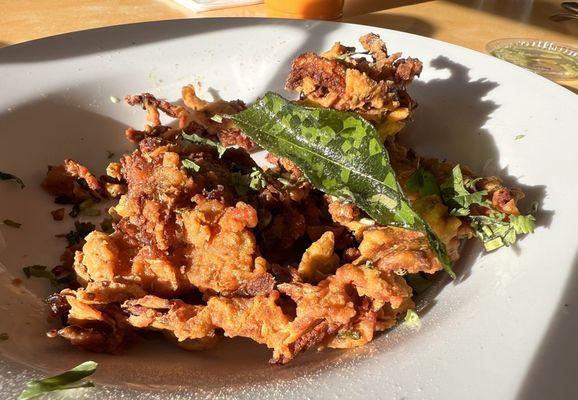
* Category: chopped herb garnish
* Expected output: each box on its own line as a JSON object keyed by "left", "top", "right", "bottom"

{"left": 64, "top": 221, "right": 96, "bottom": 246}
{"left": 470, "top": 213, "right": 536, "bottom": 251}
{"left": 210, "top": 114, "right": 224, "bottom": 123}
{"left": 182, "top": 132, "right": 228, "bottom": 157}
{"left": 337, "top": 330, "right": 361, "bottom": 340}
{"left": 406, "top": 167, "right": 440, "bottom": 197}
{"left": 18, "top": 361, "right": 97, "bottom": 400}
{"left": 78, "top": 199, "right": 101, "bottom": 217}
{"left": 249, "top": 168, "right": 267, "bottom": 191}
{"left": 231, "top": 167, "right": 268, "bottom": 195}
{"left": 182, "top": 159, "right": 201, "bottom": 173}
{"left": 106, "top": 150, "right": 115, "bottom": 159}
{"left": 2, "top": 219, "right": 21, "bottom": 228}
{"left": 441, "top": 165, "right": 536, "bottom": 251}
{"left": 515, "top": 134, "right": 526, "bottom": 140}
{"left": 404, "top": 309, "right": 421, "bottom": 328}
{"left": 22, "top": 265, "right": 58, "bottom": 286}
{"left": 0, "top": 171, "right": 24, "bottom": 188}
{"left": 0, "top": 332, "right": 8, "bottom": 341}
{"left": 232, "top": 92, "right": 454, "bottom": 277}
{"left": 440, "top": 165, "right": 487, "bottom": 216}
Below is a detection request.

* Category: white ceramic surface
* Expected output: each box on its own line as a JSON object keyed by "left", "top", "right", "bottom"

{"left": 0, "top": 18, "right": 576, "bottom": 400}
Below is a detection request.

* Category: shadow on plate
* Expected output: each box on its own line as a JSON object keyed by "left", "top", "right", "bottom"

{"left": 0, "top": 18, "right": 337, "bottom": 65}
{"left": 516, "top": 251, "right": 578, "bottom": 399}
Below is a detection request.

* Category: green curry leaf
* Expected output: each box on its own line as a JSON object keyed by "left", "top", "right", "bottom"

{"left": 231, "top": 92, "right": 454, "bottom": 277}
{"left": 0, "top": 171, "right": 24, "bottom": 188}
{"left": 18, "top": 361, "right": 97, "bottom": 400}
{"left": 22, "top": 265, "right": 58, "bottom": 286}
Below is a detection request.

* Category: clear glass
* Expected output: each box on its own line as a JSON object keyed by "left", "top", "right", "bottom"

{"left": 486, "top": 38, "right": 578, "bottom": 81}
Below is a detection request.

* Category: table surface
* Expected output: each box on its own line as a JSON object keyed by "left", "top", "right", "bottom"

{"left": 1, "top": 0, "right": 577, "bottom": 92}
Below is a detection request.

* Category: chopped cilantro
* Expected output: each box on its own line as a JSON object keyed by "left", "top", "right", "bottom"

{"left": 440, "top": 165, "right": 487, "bottom": 215}
{"left": 182, "top": 159, "right": 201, "bottom": 173}
{"left": 2, "top": 219, "right": 21, "bottom": 228}
{"left": 181, "top": 131, "right": 228, "bottom": 157}
{"left": 231, "top": 167, "right": 267, "bottom": 195}
{"left": 470, "top": 213, "right": 536, "bottom": 251}
{"left": 78, "top": 199, "right": 101, "bottom": 217}
{"left": 210, "top": 114, "right": 224, "bottom": 123}
{"left": 404, "top": 309, "right": 421, "bottom": 328}
{"left": 406, "top": 167, "right": 440, "bottom": 197}
{"left": 64, "top": 221, "right": 95, "bottom": 246}
{"left": 249, "top": 168, "right": 267, "bottom": 191}
{"left": 0, "top": 171, "right": 24, "bottom": 188}
{"left": 22, "top": 265, "right": 58, "bottom": 286}
{"left": 441, "top": 165, "right": 536, "bottom": 252}
{"left": 337, "top": 330, "right": 361, "bottom": 340}
{"left": 106, "top": 150, "right": 115, "bottom": 159}
{"left": 515, "top": 134, "right": 526, "bottom": 140}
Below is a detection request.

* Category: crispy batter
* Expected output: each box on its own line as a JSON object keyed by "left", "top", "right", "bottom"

{"left": 44, "top": 33, "right": 529, "bottom": 363}
{"left": 125, "top": 93, "right": 188, "bottom": 128}
{"left": 123, "top": 263, "right": 412, "bottom": 363}
{"left": 63, "top": 159, "right": 103, "bottom": 194}
{"left": 181, "top": 85, "right": 256, "bottom": 151}
{"left": 285, "top": 33, "right": 421, "bottom": 137}
{"left": 354, "top": 227, "right": 443, "bottom": 274}
{"left": 180, "top": 198, "right": 274, "bottom": 296}
{"left": 297, "top": 231, "right": 340, "bottom": 282}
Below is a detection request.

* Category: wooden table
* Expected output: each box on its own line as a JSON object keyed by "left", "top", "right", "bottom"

{"left": 1, "top": 0, "right": 577, "bottom": 91}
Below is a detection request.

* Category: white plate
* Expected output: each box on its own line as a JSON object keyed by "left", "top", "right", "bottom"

{"left": 0, "top": 18, "right": 576, "bottom": 400}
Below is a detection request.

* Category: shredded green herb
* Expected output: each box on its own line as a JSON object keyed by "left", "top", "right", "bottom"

{"left": 440, "top": 166, "right": 487, "bottom": 216}
{"left": 106, "top": 150, "right": 115, "bottom": 159}
{"left": 182, "top": 159, "right": 201, "bottom": 173}
{"left": 22, "top": 265, "right": 58, "bottom": 286}
{"left": 337, "top": 330, "right": 361, "bottom": 340}
{"left": 18, "top": 361, "right": 97, "bottom": 400}
{"left": 64, "top": 221, "right": 96, "bottom": 246}
{"left": 406, "top": 167, "right": 440, "bottom": 197}
{"left": 2, "top": 219, "right": 21, "bottom": 228}
{"left": 0, "top": 171, "right": 24, "bottom": 188}
{"left": 231, "top": 92, "right": 454, "bottom": 277}
{"left": 231, "top": 167, "right": 268, "bottom": 196}
{"left": 182, "top": 131, "right": 228, "bottom": 158}
{"left": 441, "top": 165, "right": 536, "bottom": 251}
{"left": 404, "top": 309, "right": 421, "bottom": 328}
{"left": 78, "top": 199, "right": 101, "bottom": 217}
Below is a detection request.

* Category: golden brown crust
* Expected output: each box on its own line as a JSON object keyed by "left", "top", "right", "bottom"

{"left": 285, "top": 33, "right": 421, "bottom": 130}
